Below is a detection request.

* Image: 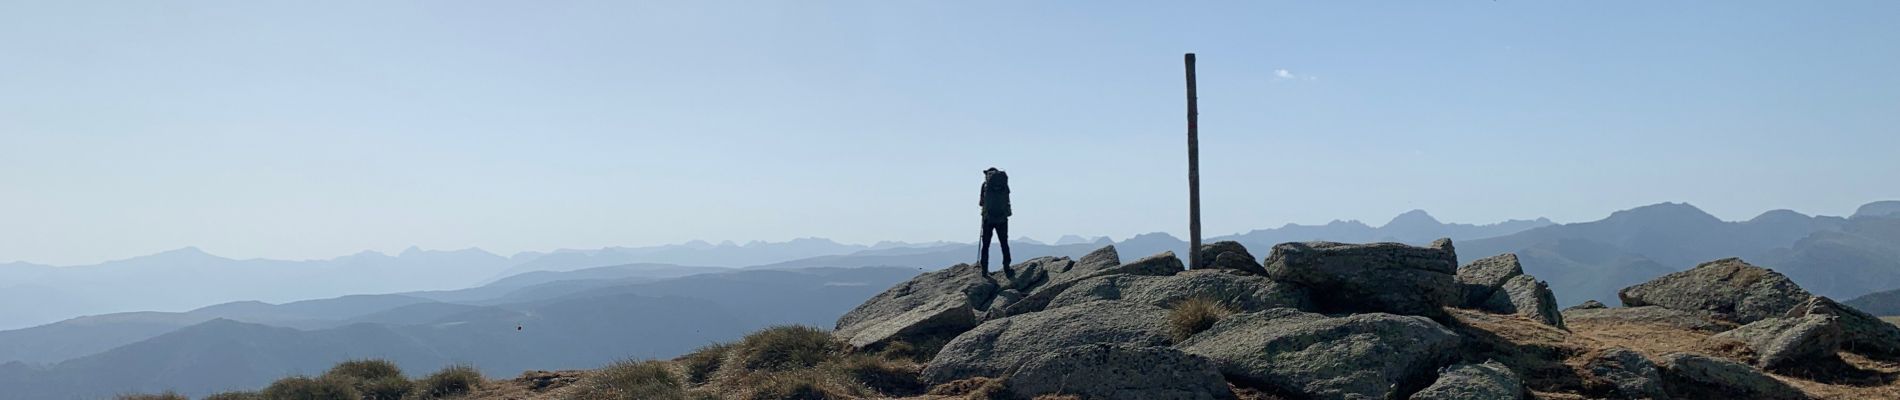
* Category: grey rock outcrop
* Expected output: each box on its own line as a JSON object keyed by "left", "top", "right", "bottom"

{"left": 1195, "top": 241, "right": 1266, "bottom": 275}
{"left": 1655, "top": 353, "right": 1808, "bottom": 400}
{"left": 1263, "top": 239, "right": 1460, "bottom": 317}
{"left": 1007, "top": 344, "right": 1236, "bottom": 400}
{"left": 1408, "top": 360, "right": 1523, "bottom": 400}
{"left": 1177, "top": 308, "right": 1461, "bottom": 399}
{"left": 922, "top": 300, "right": 1173, "bottom": 383}
{"left": 1582, "top": 348, "right": 1666, "bottom": 400}
{"left": 1456, "top": 254, "right": 1524, "bottom": 306}
{"left": 834, "top": 263, "right": 998, "bottom": 349}
{"left": 1618, "top": 258, "right": 1812, "bottom": 324}
{"left": 1046, "top": 269, "right": 1309, "bottom": 313}
{"left": 1566, "top": 300, "right": 1608, "bottom": 311}
{"left": 988, "top": 250, "right": 1181, "bottom": 319}
{"left": 1711, "top": 315, "right": 1842, "bottom": 371}
{"left": 1481, "top": 274, "right": 1565, "bottom": 328}
{"left": 1783, "top": 296, "right": 1900, "bottom": 360}
{"left": 1561, "top": 306, "right": 1732, "bottom": 332}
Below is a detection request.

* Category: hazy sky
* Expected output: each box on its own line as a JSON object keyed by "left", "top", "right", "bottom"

{"left": 4, "top": 1, "right": 1898, "bottom": 265}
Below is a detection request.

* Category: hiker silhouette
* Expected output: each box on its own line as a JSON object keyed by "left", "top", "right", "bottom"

{"left": 979, "top": 167, "right": 1012, "bottom": 273}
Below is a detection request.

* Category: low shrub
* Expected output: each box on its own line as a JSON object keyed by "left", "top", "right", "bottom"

{"left": 825, "top": 354, "right": 923, "bottom": 396}
{"left": 321, "top": 359, "right": 411, "bottom": 400}
{"left": 927, "top": 376, "right": 1007, "bottom": 399}
{"left": 262, "top": 376, "right": 360, "bottom": 400}
{"left": 324, "top": 359, "right": 404, "bottom": 381}
{"left": 1167, "top": 296, "right": 1237, "bottom": 341}
{"left": 876, "top": 336, "right": 950, "bottom": 363}
{"left": 200, "top": 391, "right": 263, "bottom": 400}
{"left": 114, "top": 392, "right": 186, "bottom": 400}
{"left": 415, "top": 364, "right": 483, "bottom": 399}
{"left": 570, "top": 359, "right": 686, "bottom": 400}
{"left": 677, "top": 342, "right": 732, "bottom": 385}
{"left": 726, "top": 325, "right": 841, "bottom": 373}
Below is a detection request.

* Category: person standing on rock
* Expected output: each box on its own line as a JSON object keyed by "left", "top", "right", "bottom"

{"left": 979, "top": 167, "right": 1012, "bottom": 273}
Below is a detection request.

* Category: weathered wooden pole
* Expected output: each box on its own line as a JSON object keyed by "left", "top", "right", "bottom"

{"left": 1185, "top": 53, "right": 1202, "bottom": 269}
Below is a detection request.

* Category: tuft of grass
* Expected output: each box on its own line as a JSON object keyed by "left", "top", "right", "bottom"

{"left": 1033, "top": 395, "right": 1083, "bottom": 400}
{"left": 725, "top": 325, "right": 841, "bottom": 373}
{"left": 570, "top": 359, "right": 686, "bottom": 400}
{"left": 201, "top": 391, "right": 263, "bottom": 400}
{"left": 1168, "top": 297, "right": 1237, "bottom": 342}
{"left": 263, "top": 376, "right": 361, "bottom": 400}
{"left": 732, "top": 369, "right": 859, "bottom": 400}
{"left": 114, "top": 392, "right": 187, "bottom": 400}
{"left": 357, "top": 376, "right": 415, "bottom": 400}
{"left": 876, "top": 336, "right": 950, "bottom": 363}
{"left": 415, "top": 364, "right": 483, "bottom": 399}
{"left": 677, "top": 342, "right": 732, "bottom": 385}
{"left": 825, "top": 354, "right": 924, "bottom": 396}
{"left": 928, "top": 377, "right": 1009, "bottom": 399}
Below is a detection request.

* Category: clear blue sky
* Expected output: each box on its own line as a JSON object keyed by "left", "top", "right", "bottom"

{"left": 4, "top": 1, "right": 1898, "bottom": 265}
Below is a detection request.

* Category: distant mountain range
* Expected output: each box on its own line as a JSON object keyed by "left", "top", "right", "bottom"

{"left": 0, "top": 266, "right": 918, "bottom": 399}
{"left": 0, "top": 239, "right": 945, "bottom": 330}
{"left": 6, "top": 201, "right": 1900, "bottom": 398}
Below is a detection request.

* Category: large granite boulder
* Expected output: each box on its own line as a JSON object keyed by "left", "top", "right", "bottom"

{"left": 1456, "top": 254, "right": 1525, "bottom": 306}
{"left": 988, "top": 250, "right": 1181, "bottom": 319}
{"left": 1408, "top": 360, "right": 1523, "bottom": 400}
{"left": 1710, "top": 314, "right": 1843, "bottom": 371}
{"left": 1561, "top": 306, "right": 1732, "bottom": 333}
{"left": 1263, "top": 239, "right": 1461, "bottom": 317}
{"left": 1007, "top": 344, "right": 1236, "bottom": 400}
{"left": 1581, "top": 348, "right": 1666, "bottom": 400}
{"left": 1195, "top": 241, "right": 1266, "bottom": 275}
{"left": 1783, "top": 296, "right": 1900, "bottom": 360}
{"left": 922, "top": 300, "right": 1173, "bottom": 383}
{"left": 1481, "top": 274, "right": 1566, "bottom": 328}
{"left": 1177, "top": 308, "right": 1461, "bottom": 399}
{"left": 1046, "top": 269, "right": 1310, "bottom": 313}
{"left": 834, "top": 263, "right": 998, "bottom": 349}
{"left": 1618, "top": 258, "right": 1812, "bottom": 324}
{"left": 1655, "top": 353, "right": 1808, "bottom": 400}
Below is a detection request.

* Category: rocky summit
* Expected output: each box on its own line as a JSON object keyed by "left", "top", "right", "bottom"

{"left": 393, "top": 239, "right": 1900, "bottom": 400}
{"left": 816, "top": 240, "right": 1900, "bottom": 399}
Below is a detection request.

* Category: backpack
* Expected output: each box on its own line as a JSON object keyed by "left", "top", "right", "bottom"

{"left": 982, "top": 170, "right": 1011, "bottom": 219}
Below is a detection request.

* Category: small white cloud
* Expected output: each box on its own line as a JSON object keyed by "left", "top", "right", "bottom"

{"left": 1274, "top": 69, "right": 1318, "bottom": 81}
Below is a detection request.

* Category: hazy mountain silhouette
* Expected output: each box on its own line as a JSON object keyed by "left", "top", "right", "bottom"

{"left": 485, "top": 238, "right": 951, "bottom": 280}
{"left": 0, "top": 267, "right": 918, "bottom": 399}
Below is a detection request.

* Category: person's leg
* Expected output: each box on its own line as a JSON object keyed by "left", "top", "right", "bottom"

{"left": 978, "top": 220, "right": 994, "bottom": 271}
{"left": 998, "top": 219, "right": 1012, "bottom": 268}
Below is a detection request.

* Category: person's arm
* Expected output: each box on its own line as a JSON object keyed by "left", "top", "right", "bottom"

{"left": 979, "top": 182, "right": 987, "bottom": 206}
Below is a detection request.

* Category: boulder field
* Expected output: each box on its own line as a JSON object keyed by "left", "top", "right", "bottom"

{"left": 833, "top": 239, "right": 1900, "bottom": 399}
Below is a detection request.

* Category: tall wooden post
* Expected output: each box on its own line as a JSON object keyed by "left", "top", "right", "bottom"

{"left": 1185, "top": 53, "right": 1202, "bottom": 269}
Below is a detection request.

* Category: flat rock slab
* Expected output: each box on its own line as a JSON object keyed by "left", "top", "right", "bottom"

{"left": 1783, "top": 296, "right": 1900, "bottom": 360}
{"left": 1263, "top": 239, "right": 1461, "bottom": 317}
{"left": 1711, "top": 314, "right": 1842, "bottom": 371}
{"left": 1409, "top": 360, "right": 1523, "bottom": 400}
{"left": 1618, "top": 257, "right": 1812, "bottom": 324}
{"left": 1655, "top": 352, "right": 1808, "bottom": 400}
{"left": 1562, "top": 306, "right": 1733, "bottom": 333}
{"left": 988, "top": 250, "right": 1181, "bottom": 320}
{"left": 834, "top": 263, "right": 998, "bottom": 349}
{"left": 1581, "top": 348, "right": 1666, "bottom": 400}
{"left": 1177, "top": 308, "right": 1461, "bottom": 400}
{"left": 1007, "top": 344, "right": 1236, "bottom": 400}
{"left": 1046, "top": 269, "right": 1310, "bottom": 313}
{"left": 922, "top": 300, "right": 1173, "bottom": 384}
